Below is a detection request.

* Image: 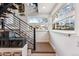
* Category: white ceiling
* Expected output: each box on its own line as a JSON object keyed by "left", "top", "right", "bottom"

{"left": 38, "top": 3, "right": 55, "bottom": 14}
{"left": 27, "top": 3, "right": 56, "bottom": 18}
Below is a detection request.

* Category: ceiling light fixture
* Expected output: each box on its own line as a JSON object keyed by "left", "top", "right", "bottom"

{"left": 42, "top": 6, "right": 46, "bottom": 9}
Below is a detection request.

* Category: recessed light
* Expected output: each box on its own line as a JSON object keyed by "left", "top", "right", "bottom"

{"left": 42, "top": 6, "right": 46, "bottom": 9}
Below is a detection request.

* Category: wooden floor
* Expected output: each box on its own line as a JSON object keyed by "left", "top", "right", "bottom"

{"left": 28, "top": 42, "right": 56, "bottom": 56}
{"left": 32, "top": 42, "right": 55, "bottom": 53}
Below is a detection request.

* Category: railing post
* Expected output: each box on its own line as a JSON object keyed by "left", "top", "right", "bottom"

{"left": 1, "top": 19, "right": 5, "bottom": 30}
{"left": 33, "top": 28, "right": 36, "bottom": 50}
{"left": 1, "top": 19, "right": 5, "bottom": 38}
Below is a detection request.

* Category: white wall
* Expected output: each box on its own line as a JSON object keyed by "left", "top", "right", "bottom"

{"left": 49, "top": 31, "right": 69, "bottom": 56}
{"left": 48, "top": 3, "right": 79, "bottom": 56}
{"left": 36, "top": 31, "right": 49, "bottom": 42}
{"left": 49, "top": 31, "right": 79, "bottom": 56}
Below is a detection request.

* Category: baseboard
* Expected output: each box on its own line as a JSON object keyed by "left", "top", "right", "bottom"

{"left": 49, "top": 41, "right": 55, "bottom": 50}
{"left": 36, "top": 42, "right": 49, "bottom": 43}
{"left": 49, "top": 40, "right": 60, "bottom": 56}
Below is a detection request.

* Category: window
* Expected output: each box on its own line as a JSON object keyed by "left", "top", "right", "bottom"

{"left": 52, "top": 3, "right": 75, "bottom": 30}
{"left": 27, "top": 17, "right": 48, "bottom": 24}
{"left": 58, "top": 3, "right": 74, "bottom": 16}
{"left": 28, "top": 17, "right": 40, "bottom": 23}
{"left": 27, "top": 17, "right": 48, "bottom": 30}
{"left": 52, "top": 16, "right": 75, "bottom": 30}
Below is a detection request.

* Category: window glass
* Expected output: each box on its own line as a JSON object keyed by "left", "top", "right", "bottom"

{"left": 52, "top": 3, "right": 75, "bottom": 30}
{"left": 27, "top": 17, "right": 48, "bottom": 24}
{"left": 58, "top": 3, "right": 74, "bottom": 16}
{"left": 27, "top": 17, "right": 48, "bottom": 30}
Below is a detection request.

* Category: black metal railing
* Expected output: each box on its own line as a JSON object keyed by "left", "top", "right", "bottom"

{"left": 0, "top": 3, "right": 36, "bottom": 50}
{"left": 4, "top": 13, "right": 36, "bottom": 50}
{"left": 0, "top": 37, "right": 26, "bottom": 48}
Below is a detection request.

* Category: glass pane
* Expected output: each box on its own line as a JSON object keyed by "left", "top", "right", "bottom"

{"left": 52, "top": 15, "right": 75, "bottom": 30}
{"left": 27, "top": 17, "right": 48, "bottom": 24}
{"left": 27, "top": 17, "right": 48, "bottom": 30}
{"left": 52, "top": 3, "right": 75, "bottom": 30}
{"left": 58, "top": 3, "right": 74, "bottom": 16}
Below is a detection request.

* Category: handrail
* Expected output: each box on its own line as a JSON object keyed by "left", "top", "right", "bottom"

{"left": 0, "top": 3, "right": 36, "bottom": 50}
{"left": 12, "top": 14, "right": 36, "bottom": 50}
{"left": 12, "top": 13, "right": 33, "bottom": 28}
{"left": 5, "top": 25, "right": 34, "bottom": 45}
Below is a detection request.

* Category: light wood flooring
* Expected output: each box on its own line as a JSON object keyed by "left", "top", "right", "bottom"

{"left": 27, "top": 42, "right": 56, "bottom": 56}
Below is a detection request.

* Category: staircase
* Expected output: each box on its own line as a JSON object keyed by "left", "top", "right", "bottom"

{"left": 0, "top": 3, "right": 36, "bottom": 50}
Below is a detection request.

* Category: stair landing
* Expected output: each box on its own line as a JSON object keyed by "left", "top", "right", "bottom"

{"left": 32, "top": 42, "right": 56, "bottom": 53}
